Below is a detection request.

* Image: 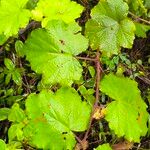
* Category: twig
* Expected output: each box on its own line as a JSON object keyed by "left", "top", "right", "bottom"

{"left": 76, "top": 56, "right": 96, "bottom": 62}
{"left": 81, "top": 51, "right": 101, "bottom": 148}
{"left": 129, "top": 12, "right": 150, "bottom": 25}
{"left": 19, "top": 59, "right": 31, "bottom": 94}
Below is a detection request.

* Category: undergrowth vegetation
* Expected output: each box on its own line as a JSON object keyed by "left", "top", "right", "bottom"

{"left": 0, "top": 0, "right": 150, "bottom": 149}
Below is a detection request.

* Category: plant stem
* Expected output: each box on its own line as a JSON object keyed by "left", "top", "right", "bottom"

{"left": 76, "top": 56, "right": 96, "bottom": 62}
{"left": 129, "top": 12, "right": 150, "bottom": 25}
{"left": 81, "top": 51, "right": 101, "bottom": 148}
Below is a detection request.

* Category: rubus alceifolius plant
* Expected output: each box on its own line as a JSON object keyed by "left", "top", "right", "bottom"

{"left": 0, "top": 0, "right": 149, "bottom": 149}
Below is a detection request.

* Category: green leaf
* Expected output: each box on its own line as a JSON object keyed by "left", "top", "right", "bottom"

{"left": 94, "top": 143, "right": 112, "bottom": 150}
{"left": 8, "top": 123, "right": 25, "bottom": 141}
{"left": 100, "top": 74, "right": 148, "bottom": 142}
{"left": 25, "top": 90, "right": 53, "bottom": 120}
{"left": 145, "top": 0, "right": 150, "bottom": 8}
{"left": 15, "top": 40, "right": 24, "bottom": 56}
{"left": 0, "top": 108, "right": 10, "bottom": 121}
{"left": 0, "top": 0, "right": 31, "bottom": 37}
{"left": 5, "top": 73, "right": 12, "bottom": 85}
{"left": 22, "top": 22, "right": 88, "bottom": 85}
{"left": 135, "top": 22, "right": 150, "bottom": 38}
{"left": 32, "top": 0, "right": 83, "bottom": 27}
{"left": 8, "top": 103, "right": 26, "bottom": 123}
{"left": 85, "top": 0, "right": 135, "bottom": 55}
{"left": 0, "top": 140, "right": 6, "bottom": 150}
{"left": 4, "top": 58, "right": 15, "bottom": 71}
{"left": 45, "top": 20, "right": 88, "bottom": 55}
{"left": 24, "top": 87, "right": 91, "bottom": 149}
{"left": 0, "top": 34, "right": 7, "bottom": 45}
{"left": 24, "top": 120, "right": 75, "bottom": 150}
{"left": 12, "top": 69, "right": 22, "bottom": 86}
{"left": 26, "top": 0, "right": 38, "bottom": 10}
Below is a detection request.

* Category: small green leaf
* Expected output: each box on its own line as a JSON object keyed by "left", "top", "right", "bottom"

{"left": 94, "top": 143, "right": 112, "bottom": 150}
{"left": 85, "top": 0, "right": 135, "bottom": 55}
{"left": 0, "top": 108, "right": 10, "bottom": 121}
{"left": 4, "top": 58, "right": 15, "bottom": 71}
{"left": 12, "top": 69, "right": 22, "bottom": 86}
{"left": 135, "top": 22, "right": 150, "bottom": 38}
{"left": 100, "top": 74, "right": 148, "bottom": 142}
{"left": 0, "top": 0, "right": 31, "bottom": 37}
{"left": 0, "top": 140, "right": 6, "bottom": 150}
{"left": 32, "top": 0, "right": 84, "bottom": 27}
{"left": 0, "top": 34, "right": 7, "bottom": 45}
{"left": 8, "top": 103, "right": 26, "bottom": 123}
{"left": 15, "top": 40, "right": 24, "bottom": 56}
{"left": 5, "top": 73, "right": 12, "bottom": 85}
{"left": 8, "top": 123, "right": 25, "bottom": 141}
{"left": 26, "top": 0, "right": 38, "bottom": 10}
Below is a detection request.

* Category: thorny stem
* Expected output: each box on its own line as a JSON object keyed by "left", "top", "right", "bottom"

{"left": 79, "top": 51, "right": 101, "bottom": 149}
{"left": 129, "top": 11, "right": 150, "bottom": 25}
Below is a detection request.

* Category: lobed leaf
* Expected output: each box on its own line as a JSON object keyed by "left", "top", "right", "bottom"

{"left": 22, "top": 21, "right": 88, "bottom": 86}
{"left": 32, "top": 0, "right": 84, "bottom": 27}
{"left": 24, "top": 87, "right": 91, "bottom": 149}
{"left": 100, "top": 74, "right": 148, "bottom": 142}
{"left": 0, "top": 0, "right": 31, "bottom": 37}
{"left": 85, "top": 0, "right": 135, "bottom": 56}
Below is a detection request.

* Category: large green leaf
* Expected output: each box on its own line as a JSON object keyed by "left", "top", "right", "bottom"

{"left": 32, "top": 0, "right": 83, "bottom": 27}
{"left": 100, "top": 74, "right": 148, "bottom": 142}
{"left": 85, "top": 0, "right": 135, "bottom": 55}
{"left": 0, "top": 0, "right": 31, "bottom": 37}
{"left": 22, "top": 21, "right": 88, "bottom": 86}
{"left": 24, "top": 87, "right": 91, "bottom": 149}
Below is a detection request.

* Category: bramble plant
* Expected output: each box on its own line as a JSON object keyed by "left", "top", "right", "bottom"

{"left": 0, "top": 0, "right": 150, "bottom": 149}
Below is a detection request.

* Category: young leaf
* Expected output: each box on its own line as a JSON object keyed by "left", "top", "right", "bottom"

{"left": 94, "top": 143, "right": 112, "bottom": 150}
{"left": 0, "top": 34, "right": 7, "bottom": 45}
{"left": 24, "top": 87, "right": 91, "bottom": 149}
{"left": 0, "top": 0, "right": 31, "bottom": 37}
{"left": 32, "top": 0, "right": 84, "bottom": 27}
{"left": 100, "top": 74, "right": 148, "bottom": 142}
{"left": 85, "top": 0, "right": 135, "bottom": 55}
{"left": 12, "top": 69, "right": 22, "bottom": 86}
{"left": 8, "top": 123, "right": 25, "bottom": 141}
{"left": 22, "top": 22, "right": 88, "bottom": 86}
{"left": 0, "top": 108, "right": 10, "bottom": 121}
{"left": 135, "top": 22, "right": 150, "bottom": 38}
{"left": 4, "top": 58, "right": 15, "bottom": 71}
{"left": 8, "top": 103, "right": 26, "bottom": 123}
